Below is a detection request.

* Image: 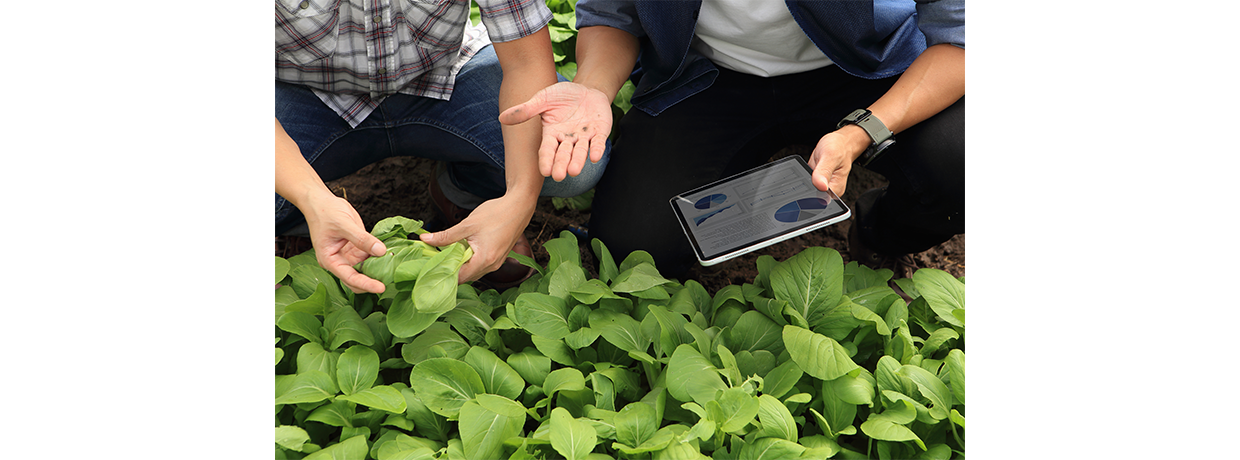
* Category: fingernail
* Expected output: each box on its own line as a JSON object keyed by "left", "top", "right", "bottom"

{"left": 372, "top": 241, "right": 387, "bottom": 256}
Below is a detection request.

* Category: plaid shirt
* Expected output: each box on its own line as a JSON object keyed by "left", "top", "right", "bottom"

{"left": 276, "top": 0, "right": 552, "bottom": 127}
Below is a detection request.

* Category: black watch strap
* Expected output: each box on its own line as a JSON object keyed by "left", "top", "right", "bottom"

{"left": 838, "top": 109, "right": 895, "bottom": 167}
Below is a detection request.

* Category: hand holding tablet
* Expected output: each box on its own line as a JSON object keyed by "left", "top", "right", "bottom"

{"left": 669, "top": 156, "right": 851, "bottom": 266}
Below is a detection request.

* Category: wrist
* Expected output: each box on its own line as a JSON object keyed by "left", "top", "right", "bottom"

{"left": 296, "top": 186, "right": 341, "bottom": 222}
{"left": 837, "top": 109, "right": 896, "bottom": 167}
{"left": 834, "top": 124, "right": 874, "bottom": 162}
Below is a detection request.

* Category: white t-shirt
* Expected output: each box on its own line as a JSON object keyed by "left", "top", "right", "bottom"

{"left": 690, "top": 0, "right": 834, "bottom": 77}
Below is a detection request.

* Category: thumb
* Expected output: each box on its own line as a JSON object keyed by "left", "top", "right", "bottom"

{"left": 498, "top": 94, "right": 547, "bottom": 126}
{"left": 345, "top": 228, "right": 387, "bottom": 257}
{"left": 419, "top": 226, "right": 462, "bottom": 248}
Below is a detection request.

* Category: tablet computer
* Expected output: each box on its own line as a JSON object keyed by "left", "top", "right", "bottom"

{"left": 669, "top": 156, "right": 851, "bottom": 266}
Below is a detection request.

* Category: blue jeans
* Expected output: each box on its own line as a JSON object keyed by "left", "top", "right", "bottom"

{"left": 275, "top": 45, "right": 610, "bottom": 235}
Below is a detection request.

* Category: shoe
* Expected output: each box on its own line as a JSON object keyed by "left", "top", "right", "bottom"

{"left": 848, "top": 187, "right": 918, "bottom": 280}
{"left": 429, "top": 169, "right": 535, "bottom": 290}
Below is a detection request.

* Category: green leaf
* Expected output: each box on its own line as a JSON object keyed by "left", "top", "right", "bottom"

{"left": 570, "top": 279, "right": 624, "bottom": 305}
{"left": 402, "top": 323, "right": 469, "bottom": 364}
{"left": 920, "top": 327, "right": 960, "bottom": 358}
{"left": 506, "top": 350, "right": 552, "bottom": 387}
{"left": 277, "top": 311, "right": 324, "bottom": 346}
{"left": 830, "top": 368, "right": 876, "bottom": 406}
{"left": 589, "top": 308, "right": 650, "bottom": 355}
{"left": 510, "top": 293, "right": 571, "bottom": 340}
{"left": 860, "top": 400, "right": 926, "bottom": 449}
{"left": 304, "top": 435, "right": 368, "bottom": 460}
{"left": 762, "top": 360, "right": 804, "bottom": 400}
{"left": 549, "top": 261, "right": 588, "bottom": 301}
{"left": 408, "top": 358, "right": 485, "bottom": 419}
{"left": 370, "top": 216, "right": 426, "bottom": 240}
{"left": 756, "top": 394, "right": 797, "bottom": 441}
{"left": 912, "top": 268, "right": 964, "bottom": 327}
{"left": 337, "top": 345, "right": 380, "bottom": 396}
{"left": 770, "top": 247, "right": 843, "bottom": 329}
{"left": 338, "top": 385, "right": 407, "bottom": 414}
{"left": 614, "top": 402, "right": 659, "bottom": 448}
{"left": 307, "top": 399, "right": 355, "bottom": 427}
{"left": 295, "top": 342, "right": 339, "bottom": 376}
{"left": 276, "top": 257, "right": 291, "bottom": 285}
{"left": 739, "top": 437, "right": 806, "bottom": 460}
{"left": 543, "top": 367, "right": 587, "bottom": 398}
{"left": 386, "top": 290, "right": 441, "bottom": 338}
{"left": 275, "top": 370, "right": 338, "bottom": 405}
{"left": 898, "top": 365, "right": 953, "bottom": 420}
{"left": 726, "top": 310, "right": 785, "bottom": 356}
{"left": 945, "top": 349, "right": 965, "bottom": 405}
{"left": 398, "top": 388, "right": 452, "bottom": 442}
{"left": 414, "top": 243, "right": 470, "bottom": 314}
{"left": 460, "top": 394, "right": 527, "bottom": 460}
{"left": 463, "top": 347, "right": 525, "bottom": 400}
{"left": 545, "top": 230, "right": 581, "bottom": 271}
{"left": 324, "top": 304, "right": 376, "bottom": 350}
{"left": 275, "top": 425, "right": 311, "bottom": 451}
{"left": 290, "top": 264, "right": 348, "bottom": 309}
{"left": 611, "top": 263, "right": 670, "bottom": 293}
{"left": 842, "top": 260, "right": 892, "bottom": 293}
{"left": 532, "top": 335, "right": 577, "bottom": 366}
{"left": 591, "top": 238, "right": 619, "bottom": 285}
{"left": 782, "top": 325, "right": 859, "bottom": 381}
{"left": 666, "top": 344, "right": 727, "bottom": 405}
{"left": 645, "top": 304, "right": 688, "bottom": 358}
{"left": 550, "top": 407, "right": 597, "bottom": 460}
{"left": 565, "top": 326, "right": 601, "bottom": 349}
{"left": 849, "top": 302, "right": 891, "bottom": 336}
{"left": 709, "top": 387, "right": 760, "bottom": 433}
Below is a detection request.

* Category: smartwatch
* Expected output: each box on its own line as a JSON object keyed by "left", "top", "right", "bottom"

{"left": 837, "top": 109, "right": 895, "bottom": 167}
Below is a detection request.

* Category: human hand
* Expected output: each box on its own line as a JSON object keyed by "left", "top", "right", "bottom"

{"left": 808, "top": 126, "right": 872, "bottom": 197}
{"left": 498, "top": 81, "right": 613, "bottom": 182}
{"left": 304, "top": 196, "right": 388, "bottom": 294}
{"left": 418, "top": 195, "right": 535, "bottom": 284}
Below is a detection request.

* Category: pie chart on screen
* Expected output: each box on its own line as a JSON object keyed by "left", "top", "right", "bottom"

{"left": 773, "top": 198, "right": 830, "bottom": 223}
{"left": 695, "top": 194, "right": 728, "bottom": 209}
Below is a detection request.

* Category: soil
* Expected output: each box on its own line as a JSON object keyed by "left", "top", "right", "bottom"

{"left": 325, "top": 145, "right": 964, "bottom": 293}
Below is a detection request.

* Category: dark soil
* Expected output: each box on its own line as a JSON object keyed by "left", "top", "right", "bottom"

{"left": 325, "top": 145, "right": 964, "bottom": 293}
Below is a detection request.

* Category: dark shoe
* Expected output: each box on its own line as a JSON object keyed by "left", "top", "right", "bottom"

{"left": 428, "top": 169, "right": 535, "bottom": 290}
{"left": 849, "top": 187, "right": 918, "bottom": 280}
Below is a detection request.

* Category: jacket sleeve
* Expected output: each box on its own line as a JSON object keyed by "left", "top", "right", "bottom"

{"left": 915, "top": 0, "right": 965, "bottom": 49}
{"left": 574, "top": 0, "right": 644, "bottom": 39}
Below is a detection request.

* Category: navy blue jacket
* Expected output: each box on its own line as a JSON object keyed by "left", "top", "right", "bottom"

{"left": 576, "top": 0, "right": 965, "bottom": 116}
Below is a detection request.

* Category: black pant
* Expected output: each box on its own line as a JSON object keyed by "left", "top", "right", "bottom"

{"left": 589, "top": 64, "right": 964, "bottom": 278}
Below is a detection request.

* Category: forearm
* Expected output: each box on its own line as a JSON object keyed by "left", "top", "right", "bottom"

{"left": 573, "top": 26, "right": 640, "bottom": 100}
{"left": 275, "top": 118, "right": 337, "bottom": 216}
{"left": 492, "top": 28, "right": 559, "bottom": 204}
{"left": 854, "top": 44, "right": 965, "bottom": 150}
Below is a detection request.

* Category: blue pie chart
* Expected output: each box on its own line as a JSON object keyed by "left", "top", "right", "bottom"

{"left": 774, "top": 198, "right": 830, "bottom": 223}
{"left": 695, "top": 193, "right": 728, "bottom": 209}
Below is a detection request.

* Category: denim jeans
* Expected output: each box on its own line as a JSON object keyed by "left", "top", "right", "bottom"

{"left": 275, "top": 45, "right": 610, "bottom": 236}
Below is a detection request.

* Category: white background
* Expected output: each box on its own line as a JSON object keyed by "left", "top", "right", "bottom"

{"left": 5, "top": 2, "right": 1239, "bottom": 458}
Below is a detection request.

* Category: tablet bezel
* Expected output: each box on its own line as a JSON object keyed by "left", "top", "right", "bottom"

{"left": 668, "top": 156, "right": 851, "bottom": 266}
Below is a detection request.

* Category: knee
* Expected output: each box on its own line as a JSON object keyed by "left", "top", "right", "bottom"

{"left": 539, "top": 141, "right": 613, "bottom": 197}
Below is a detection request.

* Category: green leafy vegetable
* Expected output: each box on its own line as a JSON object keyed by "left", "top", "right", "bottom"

{"left": 276, "top": 210, "right": 965, "bottom": 458}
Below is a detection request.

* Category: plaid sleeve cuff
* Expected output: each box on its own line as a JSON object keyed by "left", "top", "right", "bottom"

{"left": 477, "top": 0, "right": 553, "bottom": 43}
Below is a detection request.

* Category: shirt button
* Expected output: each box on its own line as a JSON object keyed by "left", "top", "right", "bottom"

{"left": 378, "top": 68, "right": 386, "bottom": 75}
{"left": 373, "top": 15, "right": 382, "bottom": 23}
{"left": 299, "top": 1, "right": 309, "bottom": 9}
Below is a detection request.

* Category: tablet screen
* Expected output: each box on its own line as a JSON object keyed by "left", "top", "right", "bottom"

{"left": 669, "top": 156, "right": 850, "bottom": 265}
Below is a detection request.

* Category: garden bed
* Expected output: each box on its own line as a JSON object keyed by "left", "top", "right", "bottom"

{"left": 324, "top": 145, "right": 965, "bottom": 294}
